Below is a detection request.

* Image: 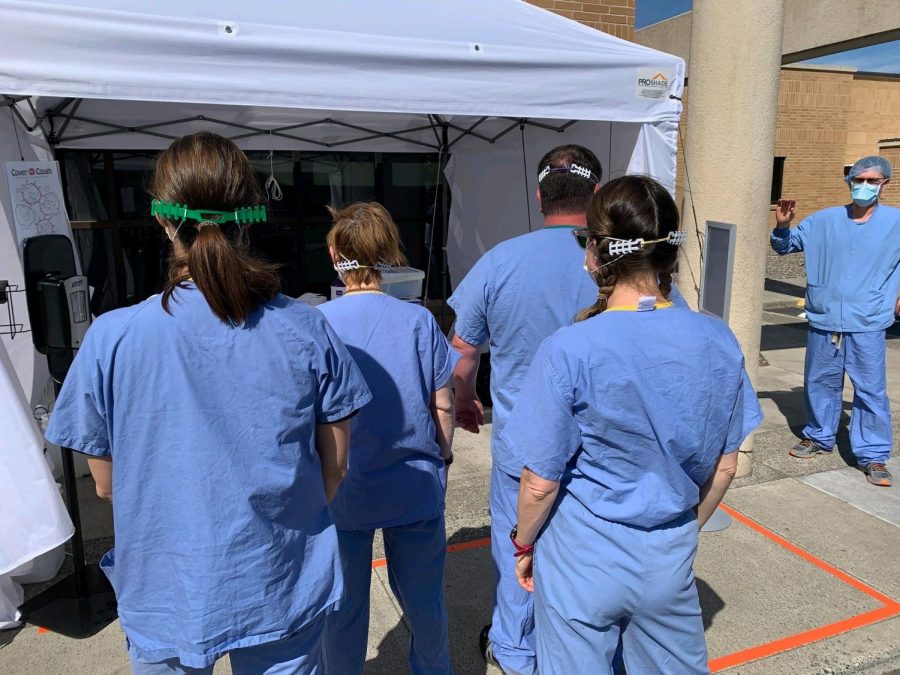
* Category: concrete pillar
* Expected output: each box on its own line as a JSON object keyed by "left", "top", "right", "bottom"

{"left": 677, "top": 0, "right": 785, "bottom": 477}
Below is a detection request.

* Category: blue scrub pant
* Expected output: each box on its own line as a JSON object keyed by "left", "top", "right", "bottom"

{"left": 533, "top": 497, "right": 707, "bottom": 675}
{"left": 128, "top": 611, "right": 326, "bottom": 674}
{"left": 322, "top": 517, "right": 451, "bottom": 675}
{"left": 803, "top": 328, "right": 893, "bottom": 464}
{"left": 488, "top": 466, "right": 536, "bottom": 675}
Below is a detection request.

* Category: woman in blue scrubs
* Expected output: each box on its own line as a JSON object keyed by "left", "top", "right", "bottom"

{"left": 318, "top": 202, "right": 458, "bottom": 675}
{"left": 505, "top": 176, "right": 763, "bottom": 674}
{"left": 46, "top": 132, "right": 372, "bottom": 674}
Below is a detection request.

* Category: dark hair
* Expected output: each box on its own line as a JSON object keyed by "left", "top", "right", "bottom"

{"left": 576, "top": 175, "right": 679, "bottom": 322}
{"left": 326, "top": 202, "right": 408, "bottom": 287}
{"left": 150, "top": 132, "right": 280, "bottom": 325}
{"left": 537, "top": 144, "right": 603, "bottom": 216}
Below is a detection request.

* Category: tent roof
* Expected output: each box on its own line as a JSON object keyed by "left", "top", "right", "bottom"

{"left": 0, "top": 0, "right": 683, "bottom": 124}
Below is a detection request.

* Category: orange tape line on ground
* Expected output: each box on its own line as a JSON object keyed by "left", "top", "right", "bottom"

{"left": 371, "top": 537, "right": 490, "bottom": 570}
{"left": 367, "top": 508, "right": 899, "bottom": 672}
{"left": 718, "top": 503, "right": 900, "bottom": 609}
{"left": 709, "top": 605, "right": 900, "bottom": 672}
{"left": 708, "top": 503, "right": 900, "bottom": 671}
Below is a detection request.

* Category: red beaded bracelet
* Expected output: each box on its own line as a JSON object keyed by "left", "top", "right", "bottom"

{"left": 510, "top": 526, "right": 535, "bottom": 557}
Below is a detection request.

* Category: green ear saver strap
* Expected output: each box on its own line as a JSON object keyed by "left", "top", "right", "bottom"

{"left": 150, "top": 199, "right": 267, "bottom": 225}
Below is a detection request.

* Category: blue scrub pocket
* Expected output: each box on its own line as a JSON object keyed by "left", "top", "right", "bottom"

{"left": 99, "top": 548, "right": 116, "bottom": 591}
{"left": 805, "top": 283, "right": 824, "bottom": 315}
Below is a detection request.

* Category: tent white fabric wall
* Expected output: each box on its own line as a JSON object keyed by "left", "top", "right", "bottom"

{"left": 0, "top": 339, "right": 73, "bottom": 626}
{"left": 445, "top": 120, "right": 658, "bottom": 288}
{"left": 0, "top": 108, "right": 54, "bottom": 405}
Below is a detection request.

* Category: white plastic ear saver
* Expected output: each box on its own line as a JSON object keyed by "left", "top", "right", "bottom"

{"left": 607, "top": 238, "right": 644, "bottom": 256}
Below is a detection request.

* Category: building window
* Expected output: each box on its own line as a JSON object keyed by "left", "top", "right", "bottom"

{"left": 771, "top": 157, "right": 785, "bottom": 204}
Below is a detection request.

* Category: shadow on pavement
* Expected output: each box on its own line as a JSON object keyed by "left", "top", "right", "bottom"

{"left": 760, "top": 322, "right": 808, "bottom": 351}
{"left": 697, "top": 577, "right": 725, "bottom": 631}
{"left": 764, "top": 278, "right": 806, "bottom": 298}
{"left": 0, "top": 624, "right": 23, "bottom": 649}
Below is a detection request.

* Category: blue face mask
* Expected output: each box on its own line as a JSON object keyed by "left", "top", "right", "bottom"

{"left": 850, "top": 182, "right": 881, "bottom": 207}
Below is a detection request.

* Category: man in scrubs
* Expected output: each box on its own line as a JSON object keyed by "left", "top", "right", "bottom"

{"left": 448, "top": 144, "right": 603, "bottom": 674}
{"left": 771, "top": 155, "right": 897, "bottom": 486}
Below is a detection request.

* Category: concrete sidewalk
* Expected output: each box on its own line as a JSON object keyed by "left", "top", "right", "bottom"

{"left": 2, "top": 277, "right": 899, "bottom": 674}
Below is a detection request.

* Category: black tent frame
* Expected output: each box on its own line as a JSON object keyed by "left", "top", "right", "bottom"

{"left": 3, "top": 95, "right": 580, "bottom": 319}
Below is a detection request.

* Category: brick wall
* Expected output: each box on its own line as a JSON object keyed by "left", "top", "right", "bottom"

{"left": 846, "top": 76, "right": 900, "bottom": 167}
{"left": 674, "top": 69, "right": 900, "bottom": 226}
{"left": 879, "top": 144, "right": 900, "bottom": 208}
{"left": 772, "top": 68, "right": 855, "bottom": 223}
{"left": 526, "top": 0, "right": 635, "bottom": 41}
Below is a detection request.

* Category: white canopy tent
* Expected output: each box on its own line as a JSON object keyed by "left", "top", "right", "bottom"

{"left": 0, "top": 0, "right": 684, "bottom": 400}
{"left": 0, "top": 0, "right": 683, "bottom": 613}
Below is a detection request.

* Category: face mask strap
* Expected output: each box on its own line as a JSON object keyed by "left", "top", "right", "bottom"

{"left": 586, "top": 232, "right": 687, "bottom": 271}
{"left": 334, "top": 256, "right": 394, "bottom": 273}
{"left": 151, "top": 199, "right": 267, "bottom": 228}
{"left": 538, "top": 163, "right": 599, "bottom": 185}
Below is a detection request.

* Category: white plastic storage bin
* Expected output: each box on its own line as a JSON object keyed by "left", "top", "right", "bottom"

{"left": 381, "top": 267, "right": 425, "bottom": 300}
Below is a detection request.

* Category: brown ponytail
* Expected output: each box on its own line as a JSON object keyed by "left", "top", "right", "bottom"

{"left": 657, "top": 258, "right": 676, "bottom": 301}
{"left": 575, "top": 243, "right": 619, "bottom": 322}
{"left": 151, "top": 132, "right": 280, "bottom": 325}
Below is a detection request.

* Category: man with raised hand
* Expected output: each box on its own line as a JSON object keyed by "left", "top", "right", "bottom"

{"left": 772, "top": 155, "right": 898, "bottom": 487}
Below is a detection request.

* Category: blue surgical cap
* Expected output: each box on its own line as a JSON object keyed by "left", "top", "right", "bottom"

{"left": 846, "top": 155, "right": 892, "bottom": 182}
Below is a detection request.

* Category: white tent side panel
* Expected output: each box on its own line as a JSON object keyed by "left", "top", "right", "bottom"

{"left": 446, "top": 119, "right": 677, "bottom": 289}
{"left": 0, "top": 339, "right": 73, "bottom": 578}
{"left": 0, "top": 110, "right": 54, "bottom": 406}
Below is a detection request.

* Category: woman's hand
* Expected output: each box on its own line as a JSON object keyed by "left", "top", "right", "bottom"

{"left": 515, "top": 553, "right": 534, "bottom": 593}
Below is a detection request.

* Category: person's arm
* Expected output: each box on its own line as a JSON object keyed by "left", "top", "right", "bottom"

{"left": 431, "top": 385, "right": 455, "bottom": 463}
{"left": 770, "top": 199, "right": 804, "bottom": 255}
{"left": 514, "top": 467, "right": 560, "bottom": 593}
{"left": 315, "top": 419, "right": 350, "bottom": 503}
{"left": 452, "top": 335, "right": 484, "bottom": 433}
{"left": 88, "top": 456, "right": 113, "bottom": 503}
{"left": 696, "top": 450, "right": 738, "bottom": 528}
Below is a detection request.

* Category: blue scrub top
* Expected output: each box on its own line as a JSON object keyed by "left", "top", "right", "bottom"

{"left": 448, "top": 227, "right": 598, "bottom": 475}
{"left": 45, "top": 286, "right": 372, "bottom": 668}
{"left": 771, "top": 204, "right": 900, "bottom": 332}
{"left": 504, "top": 306, "right": 763, "bottom": 528}
{"left": 319, "top": 293, "right": 460, "bottom": 530}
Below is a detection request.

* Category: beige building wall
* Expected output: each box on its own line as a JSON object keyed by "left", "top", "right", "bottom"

{"left": 772, "top": 67, "right": 900, "bottom": 216}
{"left": 847, "top": 75, "right": 900, "bottom": 165}
{"left": 669, "top": 66, "right": 900, "bottom": 228}
{"left": 773, "top": 67, "right": 855, "bottom": 221}
{"left": 881, "top": 142, "right": 900, "bottom": 174}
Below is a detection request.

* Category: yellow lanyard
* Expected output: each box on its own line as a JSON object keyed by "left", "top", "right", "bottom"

{"left": 605, "top": 301, "right": 674, "bottom": 312}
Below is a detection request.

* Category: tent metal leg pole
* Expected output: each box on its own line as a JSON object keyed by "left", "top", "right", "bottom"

{"left": 440, "top": 124, "right": 449, "bottom": 329}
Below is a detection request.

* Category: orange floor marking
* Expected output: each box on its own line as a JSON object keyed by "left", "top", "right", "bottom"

{"left": 367, "top": 507, "right": 899, "bottom": 672}
{"left": 710, "top": 503, "right": 900, "bottom": 671}
{"left": 370, "top": 537, "right": 490, "bottom": 570}
{"left": 36, "top": 626, "right": 49, "bottom": 634}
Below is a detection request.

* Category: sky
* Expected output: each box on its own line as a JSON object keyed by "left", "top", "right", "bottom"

{"left": 634, "top": 0, "right": 900, "bottom": 74}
